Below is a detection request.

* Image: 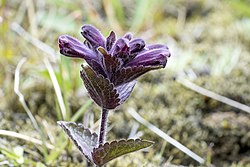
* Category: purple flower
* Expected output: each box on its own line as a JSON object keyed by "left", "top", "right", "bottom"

{"left": 59, "top": 24, "right": 171, "bottom": 109}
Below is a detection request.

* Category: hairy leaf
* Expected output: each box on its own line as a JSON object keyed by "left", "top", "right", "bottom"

{"left": 57, "top": 121, "right": 98, "bottom": 163}
{"left": 92, "top": 139, "right": 154, "bottom": 166}
{"left": 89, "top": 60, "right": 107, "bottom": 77}
{"left": 116, "top": 80, "right": 136, "bottom": 105}
{"left": 80, "top": 65, "right": 120, "bottom": 109}
{"left": 111, "top": 65, "right": 161, "bottom": 86}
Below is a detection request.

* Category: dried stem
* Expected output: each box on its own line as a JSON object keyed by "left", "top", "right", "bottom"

{"left": 177, "top": 77, "right": 250, "bottom": 114}
{"left": 128, "top": 108, "right": 205, "bottom": 164}
{"left": 0, "top": 130, "right": 54, "bottom": 150}
{"left": 98, "top": 108, "right": 109, "bottom": 146}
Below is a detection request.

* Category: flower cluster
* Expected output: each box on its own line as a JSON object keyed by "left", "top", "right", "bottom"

{"left": 59, "top": 25, "right": 170, "bottom": 110}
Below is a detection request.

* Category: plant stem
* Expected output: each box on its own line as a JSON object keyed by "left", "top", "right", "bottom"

{"left": 98, "top": 108, "right": 109, "bottom": 146}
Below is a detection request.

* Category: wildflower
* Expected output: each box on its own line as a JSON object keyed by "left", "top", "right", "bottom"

{"left": 59, "top": 25, "right": 170, "bottom": 110}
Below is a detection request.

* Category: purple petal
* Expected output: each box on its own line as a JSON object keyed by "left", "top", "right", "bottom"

{"left": 111, "top": 38, "right": 129, "bottom": 58}
{"left": 106, "top": 31, "right": 116, "bottom": 51}
{"left": 84, "top": 40, "right": 94, "bottom": 50}
{"left": 138, "top": 44, "right": 169, "bottom": 54}
{"left": 146, "top": 44, "right": 169, "bottom": 50}
{"left": 58, "top": 35, "right": 98, "bottom": 62}
{"left": 124, "top": 48, "right": 170, "bottom": 67}
{"left": 123, "top": 32, "right": 133, "bottom": 41}
{"left": 81, "top": 25, "right": 106, "bottom": 48}
{"left": 129, "top": 38, "right": 145, "bottom": 54}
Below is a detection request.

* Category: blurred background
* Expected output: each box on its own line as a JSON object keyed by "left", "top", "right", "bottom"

{"left": 1, "top": 0, "right": 250, "bottom": 166}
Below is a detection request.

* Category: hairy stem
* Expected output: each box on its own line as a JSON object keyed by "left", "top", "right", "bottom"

{"left": 98, "top": 108, "right": 109, "bottom": 146}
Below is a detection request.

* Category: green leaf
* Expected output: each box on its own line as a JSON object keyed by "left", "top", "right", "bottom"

{"left": 130, "top": 0, "right": 151, "bottom": 32}
{"left": 45, "top": 132, "right": 68, "bottom": 164}
{"left": 36, "top": 162, "right": 47, "bottom": 167}
{"left": 0, "top": 146, "right": 24, "bottom": 164}
{"left": 229, "top": 0, "right": 250, "bottom": 18}
{"left": 92, "top": 139, "right": 154, "bottom": 166}
{"left": 70, "top": 99, "right": 93, "bottom": 122}
{"left": 57, "top": 121, "right": 98, "bottom": 163}
{"left": 13, "top": 146, "right": 24, "bottom": 164}
{"left": 111, "top": 0, "right": 125, "bottom": 25}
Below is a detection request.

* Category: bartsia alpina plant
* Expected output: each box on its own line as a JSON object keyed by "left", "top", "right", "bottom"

{"left": 57, "top": 24, "right": 171, "bottom": 166}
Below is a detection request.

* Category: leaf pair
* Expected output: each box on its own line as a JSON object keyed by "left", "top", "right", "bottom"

{"left": 58, "top": 121, "right": 153, "bottom": 166}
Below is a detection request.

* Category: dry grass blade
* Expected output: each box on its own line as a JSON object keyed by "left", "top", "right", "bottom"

{"left": 128, "top": 108, "right": 205, "bottom": 164}
{"left": 14, "top": 58, "right": 49, "bottom": 154}
{"left": 14, "top": 58, "right": 41, "bottom": 136}
{"left": 177, "top": 78, "right": 250, "bottom": 114}
{"left": 11, "top": 22, "right": 67, "bottom": 120}
{"left": 10, "top": 22, "right": 57, "bottom": 62}
{"left": 44, "top": 58, "right": 67, "bottom": 120}
{"left": 0, "top": 130, "right": 54, "bottom": 150}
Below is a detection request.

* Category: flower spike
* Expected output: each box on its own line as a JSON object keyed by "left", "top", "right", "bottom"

{"left": 59, "top": 24, "right": 171, "bottom": 109}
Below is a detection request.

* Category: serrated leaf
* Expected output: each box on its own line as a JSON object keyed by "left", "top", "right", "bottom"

{"left": 80, "top": 66, "right": 120, "bottom": 109}
{"left": 92, "top": 139, "right": 154, "bottom": 166}
{"left": 111, "top": 65, "right": 160, "bottom": 86}
{"left": 57, "top": 121, "right": 98, "bottom": 163}
{"left": 89, "top": 60, "right": 107, "bottom": 77}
